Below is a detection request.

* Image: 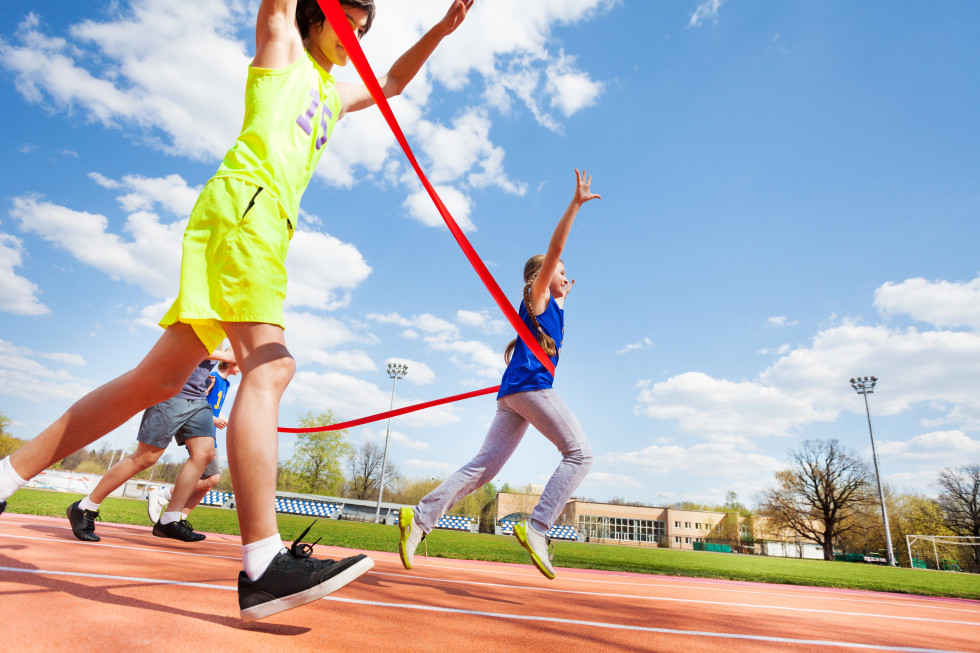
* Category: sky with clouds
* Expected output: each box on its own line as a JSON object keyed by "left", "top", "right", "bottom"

{"left": 1, "top": 0, "right": 978, "bottom": 508}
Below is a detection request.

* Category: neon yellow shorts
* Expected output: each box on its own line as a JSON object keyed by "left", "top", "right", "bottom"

{"left": 160, "top": 176, "right": 294, "bottom": 352}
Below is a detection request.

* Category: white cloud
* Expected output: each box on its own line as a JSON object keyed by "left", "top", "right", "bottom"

{"left": 757, "top": 343, "right": 791, "bottom": 356}
{"left": 403, "top": 458, "right": 457, "bottom": 474}
{"left": 39, "top": 352, "right": 86, "bottom": 366}
{"left": 284, "top": 229, "right": 372, "bottom": 311}
{"left": 10, "top": 194, "right": 183, "bottom": 298}
{"left": 874, "top": 274, "right": 980, "bottom": 330}
{"left": 0, "top": 233, "right": 48, "bottom": 315}
{"left": 603, "top": 441, "right": 782, "bottom": 478}
{"left": 689, "top": 0, "right": 725, "bottom": 28}
{"left": 766, "top": 316, "right": 799, "bottom": 328}
{"left": 402, "top": 184, "right": 475, "bottom": 232}
{"left": 615, "top": 336, "right": 653, "bottom": 355}
{"left": 876, "top": 430, "right": 980, "bottom": 466}
{"left": 0, "top": 339, "right": 93, "bottom": 403}
{"left": 358, "top": 426, "right": 431, "bottom": 452}
{"left": 456, "top": 309, "right": 508, "bottom": 334}
{"left": 581, "top": 472, "right": 643, "bottom": 488}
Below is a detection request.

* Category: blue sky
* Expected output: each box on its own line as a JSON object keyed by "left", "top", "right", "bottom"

{"left": 1, "top": 0, "right": 978, "bottom": 507}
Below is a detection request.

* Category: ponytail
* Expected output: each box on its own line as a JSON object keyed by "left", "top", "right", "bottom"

{"left": 503, "top": 255, "right": 558, "bottom": 364}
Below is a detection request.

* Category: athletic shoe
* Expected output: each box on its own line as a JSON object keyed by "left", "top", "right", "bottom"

{"left": 398, "top": 506, "right": 425, "bottom": 570}
{"left": 514, "top": 520, "right": 555, "bottom": 580}
{"left": 238, "top": 522, "right": 375, "bottom": 622}
{"left": 66, "top": 500, "right": 101, "bottom": 542}
{"left": 153, "top": 518, "right": 206, "bottom": 542}
{"left": 0, "top": 500, "right": 6, "bottom": 515}
{"left": 146, "top": 487, "right": 168, "bottom": 524}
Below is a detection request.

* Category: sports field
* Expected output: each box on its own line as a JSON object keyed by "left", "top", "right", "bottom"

{"left": 2, "top": 503, "right": 979, "bottom": 652}
{"left": 7, "top": 489, "right": 980, "bottom": 601}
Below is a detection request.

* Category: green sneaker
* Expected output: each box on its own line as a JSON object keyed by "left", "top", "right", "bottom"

{"left": 398, "top": 506, "right": 424, "bottom": 570}
{"left": 514, "top": 520, "right": 555, "bottom": 579}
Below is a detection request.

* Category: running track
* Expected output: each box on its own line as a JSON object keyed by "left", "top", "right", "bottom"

{"left": 1, "top": 513, "right": 978, "bottom": 652}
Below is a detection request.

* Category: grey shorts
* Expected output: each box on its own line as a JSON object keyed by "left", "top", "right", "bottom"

{"left": 138, "top": 396, "right": 216, "bottom": 450}
{"left": 201, "top": 452, "right": 221, "bottom": 479}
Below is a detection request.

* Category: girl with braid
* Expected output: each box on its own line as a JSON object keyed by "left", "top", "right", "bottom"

{"left": 399, "top": 169, "right": 600, "bottom": 579}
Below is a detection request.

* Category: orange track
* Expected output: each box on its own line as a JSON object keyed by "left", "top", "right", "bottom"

{"left": 2, "top": 512, "right": 978, "bottom": 652}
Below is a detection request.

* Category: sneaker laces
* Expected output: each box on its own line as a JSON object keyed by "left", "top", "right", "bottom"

{"left": 80, "top": 508, "right": 100, "bottom": 529}
{"left": 289, "top": 520, "right": 323, "bottom": 561}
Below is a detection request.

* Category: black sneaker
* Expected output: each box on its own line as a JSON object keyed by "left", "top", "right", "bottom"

{"left": 153, "top": 518, "right": 206, "bottom": 542}
{"left": 66, "top": 500, "right": 100, "bottom": 542}
{"left": 0, "top": 500, "right": 6, "bottom": 515}
{"left": 238, "top": 522, "right": 375, "bottom": 622}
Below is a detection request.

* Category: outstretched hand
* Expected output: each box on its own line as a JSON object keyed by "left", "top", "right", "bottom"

{"left": 437, "top": 0, "right": 474, "bottom": 36}
{"left": 574, "top": 168, "right": 601, "bottom": 205}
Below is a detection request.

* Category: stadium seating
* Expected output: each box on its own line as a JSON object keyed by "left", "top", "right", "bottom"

{"left": 498, "top": 520, "right": 578, "bottom": 541}
{"left": 391, "top": 513, "right": 473, "bottom": 531}
{"left": 273, "top": 497, "right": 343, "bottom": 518}
{"left": 200, "top": 490, "right": 231, "bottom": 506}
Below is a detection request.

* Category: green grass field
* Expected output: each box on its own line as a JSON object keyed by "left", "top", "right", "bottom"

{"left": 7, "top": 488, "right": 980, "bottom": 601}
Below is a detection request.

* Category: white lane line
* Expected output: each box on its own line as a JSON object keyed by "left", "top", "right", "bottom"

{"left": 0, "top": 566, "right": 970, "bottom": 653}
{"left": 3, "top": 520, "right": 976, "bottom": 617}
{"left": 370, "top": 571, "right": 980, "bottom": 627}
{"left": 407, "top": 559, "right": 980, "bottom": 615}
{"left": 0, "top": 532, "right": 240, "bottom": 561}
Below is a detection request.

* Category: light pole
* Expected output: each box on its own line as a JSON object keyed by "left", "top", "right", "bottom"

{"left": 849, "top": 375, "right": 897, "bottom": 567}
{"left": 375, "top": 362, "right": 408, "bottom": 523}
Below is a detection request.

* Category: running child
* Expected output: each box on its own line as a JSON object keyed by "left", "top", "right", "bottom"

{"left": 0, "top": 0, "right": 472, "bottom": 621}
{"left": 66, "top": 351, "right": 235, "bottom": 544}
{"left": 398, "top": 169, "right": 600, "bottom": 579}
{"left": 144, "top": 359, "right": 241, "bottom": 526}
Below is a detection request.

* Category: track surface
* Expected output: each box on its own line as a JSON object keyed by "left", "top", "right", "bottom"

{"left": 1, "top": 513, "right": 978, "bottom": 652}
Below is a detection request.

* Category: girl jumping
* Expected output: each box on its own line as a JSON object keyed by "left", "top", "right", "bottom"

{"left": 398, "top": 169, "right": 600, "bottom": 579}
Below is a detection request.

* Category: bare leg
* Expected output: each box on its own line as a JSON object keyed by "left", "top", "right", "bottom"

{"left": 10, "top": 323, "right": 208, "bottom": 480}
{"left": 166, "top": 437, "right": 214, "bottom": 516}
{"left": 87, "top": 443, "right": 165, "bottom": 504}
{"left": 182, "top": 474, "right": 221, "bottom": 516}
{"left": 222, "top": 322, "right": 294, "bottom": 545}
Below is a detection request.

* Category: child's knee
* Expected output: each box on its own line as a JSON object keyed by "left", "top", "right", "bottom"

{"left": 204, "top": 474, "right": 220, "bottom": 489}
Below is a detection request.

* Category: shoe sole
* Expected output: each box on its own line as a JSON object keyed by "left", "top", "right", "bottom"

{"left": 240, "top": 555, "right": 375, "bottom": 622}
{"left": 513, "top": 522, "right": 555, "bottom": 580}
{"left": 398, "top": 507, "right": 414, "bottom": 570}
{"left": 66, "top": 503, "right": 100, "bottom": 542}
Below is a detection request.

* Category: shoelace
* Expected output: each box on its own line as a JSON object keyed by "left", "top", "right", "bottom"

{"left": 81, "top": 508, "right": 100, "bottom": 529}
{"left": 179, "top": 519, "right": 197, "bottom": 533}
{"left": 289, "top": 521, "right": 323, "bottom": 565}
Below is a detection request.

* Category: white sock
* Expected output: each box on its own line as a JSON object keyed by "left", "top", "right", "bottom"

{"left": 160, "top": 511, "right": 183, "bottom": 525}
{"left": 242, "top": 533, "right": 287, "bottom": 581}
{"left": 79, "top": 497, "right": 101, "bottom": 512}
{"left": 0, "top": 456, "right": 27, "bottom": 501}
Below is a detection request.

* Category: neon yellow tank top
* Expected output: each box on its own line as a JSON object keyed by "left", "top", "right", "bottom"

{"left": 215, "top": 51, "right": 341, "bottom": 222}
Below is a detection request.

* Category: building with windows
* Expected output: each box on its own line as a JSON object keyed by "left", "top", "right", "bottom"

{"left": 495, "top": 492, "right": 746, "bottom": 550}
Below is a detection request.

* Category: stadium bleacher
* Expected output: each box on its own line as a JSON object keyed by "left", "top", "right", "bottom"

{"left": 498, "top": 520, "right": 578, "bottom": 541}
{"left": 199, "top": 490, "right": 231, "bottom": 506}
{"left": 274, "top": 497, "right": 343, "bottom": 518}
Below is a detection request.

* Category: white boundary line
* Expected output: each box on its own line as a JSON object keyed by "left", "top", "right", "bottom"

{"left": 0, "top": 565, "right": 971, "bottom": 653}
{"left": 369, "top": 571, "right": 980, "bottom": 627}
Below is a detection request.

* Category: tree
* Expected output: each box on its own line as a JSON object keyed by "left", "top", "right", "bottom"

{"left": 287, "top": 411, "right": 353, "bottom": 496}
{"left": 346, "top": 441, "right": 396, "bottom": 500}
{"left": 935, "top": 464, "right": 980, "bottom": 569}
{"left": 0, "top": 411, "right": 26, "bottom": 458}
{"left": 756, "top": 439, "right": 875, "bottom": 561}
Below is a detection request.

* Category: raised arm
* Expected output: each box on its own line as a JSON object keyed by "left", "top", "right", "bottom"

{"left": 528, "top": 169, "right": 601, "bottom": 312}
{"left": 207, "top": 346, "right": 237, "bottom": 365}
{"left": 337, "top": 0, "right": 473, "bottom": 117}
{"left": 252, "top": 0, "right": 306, "bottom": 70}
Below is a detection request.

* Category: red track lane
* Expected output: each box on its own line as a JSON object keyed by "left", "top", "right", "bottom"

{"left": 2, "top": 513, "right": 979, "bottom": 652}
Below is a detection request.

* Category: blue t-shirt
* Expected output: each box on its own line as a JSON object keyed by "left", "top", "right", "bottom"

{"left": 497, "top": 295, "right": 563, "bottom": 399}
{"left": 175, "top": 360, "right": 218, "bottom": 399}
{"left": 207, "top": 372, "right": 231, "bottom": 417}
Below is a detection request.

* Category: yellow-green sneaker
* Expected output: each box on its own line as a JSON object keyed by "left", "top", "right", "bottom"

{"left": 514, "top": 520, "right": 555, "bottom": 579}
{"left": 398, "top": 506, "right": 424, "bottom": 570}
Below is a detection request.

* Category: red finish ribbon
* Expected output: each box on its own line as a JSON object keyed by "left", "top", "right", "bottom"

{"left": 279, "top": 384, "right": 500, "bottom": 433}
{"left": 316, "top": 0, "right": 555, "bottom": 375}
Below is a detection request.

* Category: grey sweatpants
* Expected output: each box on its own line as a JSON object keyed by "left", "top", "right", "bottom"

{"left": 414, "top": 388, "right": 593, "bottom": 534}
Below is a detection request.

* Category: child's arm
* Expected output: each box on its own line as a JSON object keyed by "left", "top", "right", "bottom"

{"left": 337, "top": 0, "right": 472, "bottom": 117}
{"left": 528, "top": 169, "right": 601, "bottom": 314}
{"left": 207, "top": 346, "right": 237, "bottom": 365}
{"left": 252, "top": 0, "right": 305, "bottom": 70}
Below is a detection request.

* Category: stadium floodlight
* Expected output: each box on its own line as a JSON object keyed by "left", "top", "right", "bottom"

{"left": 850, "top": 375, "right": 896, "bottom": 566}
{"left": 375, "top": 362, "right": 408, "bottom": 523}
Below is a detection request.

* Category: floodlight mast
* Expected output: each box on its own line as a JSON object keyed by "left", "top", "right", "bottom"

{"left": 849, "top": 375, "right": 897, "bottom": 567}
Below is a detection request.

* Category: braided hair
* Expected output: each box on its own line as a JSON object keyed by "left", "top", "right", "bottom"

{"left": 296, "top": 0, "right": 376, "bottom": 40}
{"left": 504, "top": 255, "right": 559, "bottom": 364}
